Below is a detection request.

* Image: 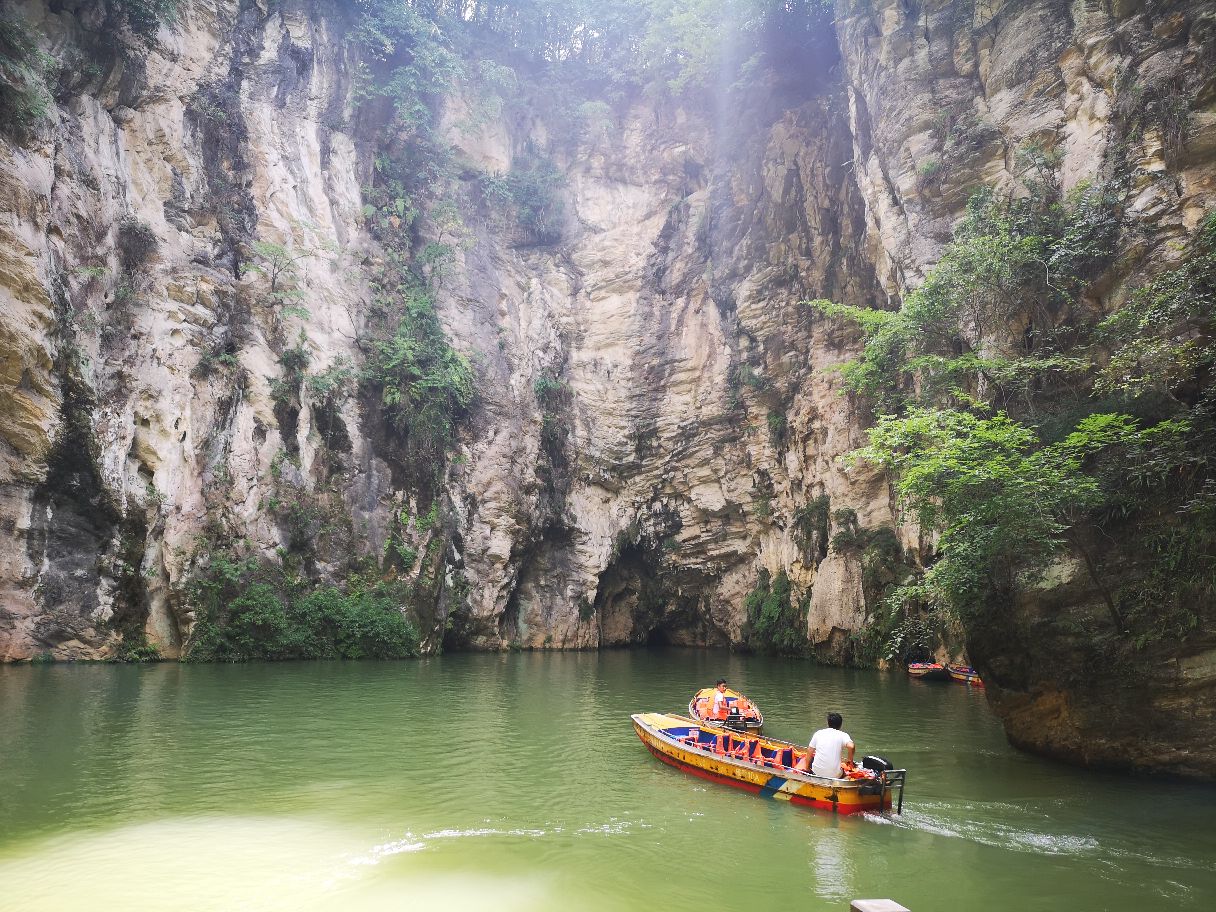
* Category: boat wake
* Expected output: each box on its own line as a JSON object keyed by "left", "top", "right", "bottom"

{"left": 868, "top": 803, "right": 1210, "bottom": 875}
{"left": 353, "top": 826, "right": 547, "bottom": 864}
{"left": 356, "top": 818, "right": 649, "bottom": 864}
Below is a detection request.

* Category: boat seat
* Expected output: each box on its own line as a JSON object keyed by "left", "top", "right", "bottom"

{"left": 754, "top": 746, "right": 791, "bottom": 768}
{"left": 751, "top": 742, "right": 778, "bottom": 767}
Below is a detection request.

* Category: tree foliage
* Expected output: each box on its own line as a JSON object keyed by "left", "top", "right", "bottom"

{"left": 352, "top": 0, "right": 833, "bottom": 97}
{"left": 744, "top": 569, "right": 808, "bottom": 655}
{"left": 811, "top": 176, "right": 1122, "bottom": 415}
{"left": 1098, "top": 212, "right": 1216, "bottom": 401}
{"left": 815, "top": 162, "right": 1215, "bottom": 657}
{"left": 0, "top": 18, "right": 53, "bottom": 141}
{"left": 113, "top": 0, "right": 180, "bottom": 37}
{"left": 185, "top": 557, "right": 421, "bottom": 662}
{"left": 363, "top": 283, "right": 474, "bottom": 469}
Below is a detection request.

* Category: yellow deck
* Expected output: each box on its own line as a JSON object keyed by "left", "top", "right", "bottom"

{"left": 632, "top": 712, "right": 898, "bottom": 815}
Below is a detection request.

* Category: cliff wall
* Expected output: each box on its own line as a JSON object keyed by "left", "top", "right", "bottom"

{"left": 1, "top": 0, "right": 1214, "bottom": 776}
{"left": 0, "top": 0, "right": 895, "bottom": 661}
{"left": 833, "top": 0, "right": 1216, "bottom": 778}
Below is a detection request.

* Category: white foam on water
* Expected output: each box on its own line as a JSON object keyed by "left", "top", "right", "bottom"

{"left": 353, "top": 819, "right": 644, "bottom": 859}
{"left": 347, "top": 835, "right": 427, "bottom": 865}
{"left": 574, "top": 820, "right": 646, "bottom": 835}
{"left": 424, "top": 826, "right": 549, "bottom": 839}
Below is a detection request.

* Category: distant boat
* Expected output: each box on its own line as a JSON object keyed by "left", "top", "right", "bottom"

{"left": 907, "top": 662, "right": 950, "bottom": 681}
{"left": 688, "top": 687, "right": 764, "bottom": 731}
{"left": 946, "top": 663, "right": 984, "bottom": 687}
{"left": 632, "top": 712, "right": 907, "bottom": 815}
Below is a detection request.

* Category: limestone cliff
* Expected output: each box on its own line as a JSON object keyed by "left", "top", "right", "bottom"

{"left": 834, "top": 0, "right": 1216, "bottom": 779}
{"left": 1, "top": 0, "right": 1214, "bottom": 777}
{"left": 0, "top": 0, "right": 895, "bottom": 662}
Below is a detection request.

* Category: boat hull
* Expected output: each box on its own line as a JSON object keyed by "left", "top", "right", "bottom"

{"left": 632, "top": 713, "right": 902, "bottom": 815}
{"left": 907, "top": 663, "right": 950, "bottom": 681}
{"left": 946, "top": 664, "right": 984, "bottom": 687}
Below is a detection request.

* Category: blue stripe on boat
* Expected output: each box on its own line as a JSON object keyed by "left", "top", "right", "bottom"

{"left": 759, "top": 775, "right": 787, "bottom": 798}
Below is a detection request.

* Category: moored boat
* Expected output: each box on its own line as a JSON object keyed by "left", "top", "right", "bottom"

{"left": 688, "top": 687, "right": 764, "bottom": 731}
{"left": 632, "top": 712, "right": 906, "bottom": 815}
{"left": 946, "top": 663, "right": 984, "bottom": 686}
{"left": 906, "top": 662, "right": 950, "bottom": 681}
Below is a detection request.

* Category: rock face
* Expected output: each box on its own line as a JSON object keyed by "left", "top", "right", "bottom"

{"left": 1, "top": 1, "right": 1214, "bottom": 775}
{"left": 833, "top": 0, "right": 1216, "bottom": 779}
{"left": 0, "top": 0, "right": 897, "bottom": 662}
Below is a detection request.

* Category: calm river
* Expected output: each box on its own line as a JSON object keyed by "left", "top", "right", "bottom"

{"left": 1, "top": 650, "right": 1213, "bottom": 911}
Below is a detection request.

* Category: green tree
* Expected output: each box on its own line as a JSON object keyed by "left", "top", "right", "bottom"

{"left": 815, "top": 161, "right": 1214, "bottom": 657}
{"left": 363, "top": 286, "right": 475, "bottom": 468}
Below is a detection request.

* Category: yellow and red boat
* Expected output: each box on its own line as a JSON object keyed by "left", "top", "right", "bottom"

{"left": 632, "top": 712, "right": 906, "bottom": 815}
{"left": 688, "top": 687, "right": 764, "bottom": 731}
{"left": 946, "top": 663, "right": 984, "bottom": 687}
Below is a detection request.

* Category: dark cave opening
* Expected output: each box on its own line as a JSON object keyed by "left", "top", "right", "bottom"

{"left": 592, "top": 541, "right": 727, "bottom": 648}
{"left": 645, "top": 625, "right": 675, "bottom": 647}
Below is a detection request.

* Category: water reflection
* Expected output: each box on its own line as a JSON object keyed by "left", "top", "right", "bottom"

{"left": 1, "top": 652, "right": 1214, "bottom": 912}
{"left": 809, "top": 822, "right": 853, "bottom": 902}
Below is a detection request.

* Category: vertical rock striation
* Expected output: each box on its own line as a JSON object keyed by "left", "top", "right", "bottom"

{"left": 0, "top": 0, "right": 897, "bottom": 662}
{"left": 0, "top": 0, "right": 1214, "bottom": 775}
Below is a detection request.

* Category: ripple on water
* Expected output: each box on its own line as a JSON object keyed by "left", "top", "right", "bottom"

{"left": 4, "top": 654, "right": 1216, "bottom": 912}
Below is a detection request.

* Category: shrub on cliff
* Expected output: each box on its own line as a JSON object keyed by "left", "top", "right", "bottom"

{"left": 362, "top": 285, "right": 475, "bottom": 471}
{"left": 480, "top": 159, "right": 565, "bottom": 245}
{"left": 113, "top": 0, "right": 180, "bottom": 38}
{"left": 185, "top": 557, "right": 420, "bottom": 662}
{"left": 117, "top": 216, "right": 159, "bottom": 272}
{"left": 744, "top": 569, "right": 808, "bottom": 656}
{"left": 0, "top": 19, "right": 53, "bottom": 142}
{"left": 810, "top": 178, "right": 1121, "bottom": 415}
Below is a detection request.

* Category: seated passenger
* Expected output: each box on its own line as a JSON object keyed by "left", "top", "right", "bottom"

{"left": 807, "top": 712, "right": 855, "bottom": 779}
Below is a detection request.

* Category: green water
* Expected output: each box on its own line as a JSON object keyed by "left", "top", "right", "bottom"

{"left": 1, "top": 651, "right": 1213, "bottom": 911}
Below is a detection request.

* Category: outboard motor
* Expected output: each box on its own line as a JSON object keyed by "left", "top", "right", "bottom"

{"left": 724, "top": 708, "right": 747, "bottom": 733}
{"left": 858, "top": 755, "right": 896, "bottom": 797}
{"left": 861, "top": 755, "right": 894, "bottom": 774}
{"left": 860, "top": 755, "right": 907, "bottom": 813}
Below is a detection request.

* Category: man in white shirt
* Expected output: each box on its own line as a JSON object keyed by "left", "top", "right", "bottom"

{"left": 711, "top": 679, "right": 730, "bottom": 719}
{"left": 807, "top": 712, "right": 855, "bottom": 779}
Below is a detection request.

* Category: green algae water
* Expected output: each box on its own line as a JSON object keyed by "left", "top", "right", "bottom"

{"left": 1, "top": 650, "right": 1213, "bottom": 911}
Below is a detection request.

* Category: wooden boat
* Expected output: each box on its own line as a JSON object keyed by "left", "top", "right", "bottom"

{"left": 688, "top": 687, "right": 763, "bottom": 731}
{"left": 906, "top": 662, "right": 950, "bottom": 681}
{"left": 946, "top": 663, "right": 984, "bottom": 687}
{"left": 632, "top": 712, "right": 906, "bottom": 815}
